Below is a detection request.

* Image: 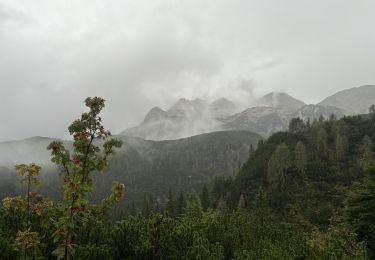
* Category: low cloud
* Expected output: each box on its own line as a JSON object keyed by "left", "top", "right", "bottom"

{"left": 0, "top": 0, "right": 374, "bottom": 141}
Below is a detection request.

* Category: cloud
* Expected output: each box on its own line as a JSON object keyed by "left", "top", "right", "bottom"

{"left": 0, "top": 0, "right": 375, "bottom": 141}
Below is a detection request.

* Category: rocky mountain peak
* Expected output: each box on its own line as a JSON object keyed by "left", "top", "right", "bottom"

{"left": 258, "top": 92, "right": 305, "bottom": 111}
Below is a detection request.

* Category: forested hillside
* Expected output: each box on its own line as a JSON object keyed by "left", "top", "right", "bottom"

{"left": 1, "top": 97, "right": 374, "bottom": 259}
{"left": 0, "top": 131, "right": 261, "bottom": 207}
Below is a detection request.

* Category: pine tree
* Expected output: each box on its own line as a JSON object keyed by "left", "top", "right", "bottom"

{"left": 294, "top": 141, "right": 307, "bottom": 177}
{"left": 317, "top": 128, "right": 329, "bottom": 158}
{"left": 360, "top": 135, "right": 374, "bottom": 160}
{"left": 166, "top": 189, "right": 174, "bottom": 217}
{"left": 267, "top": 142, "right": 291, "bottom": 189}
{"left": 185, "top": 190, "right": 203, "bottom": 218}
{"left": 142, "top": 196, "right": 151, "bottom": 217}
{"left": 345, "top": 161, "right": 375, "bottom": 257}
{"left": 237, "top": 194, "right": 246, "bottom": 210}
{"left": 176, "top": 191, "right": 185, "bottom": 216}
{"left": 252, "top": 187, "right": 270, "bottom": 227}
{"left": 249, "top": 144, "right": 255, "bottom": 158}
{"left": 216, "top": 197, "right": 228, "bottom": 212}
{"left": 289, "top": 117, "right": 306, "bottom": 134}
{"left": 335, "top": 133, "right": 348, "bottom": 161}
{"left": 201, "top": 184, "right": 210, "bottom": 211}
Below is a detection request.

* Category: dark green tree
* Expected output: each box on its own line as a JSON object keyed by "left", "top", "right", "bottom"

{"left": 165, "top": 189, "right": 174, "bottom": 217}
{"left": 345, "top": 162, "right": 375, "bottom": 257}
{"left": 317, "top": 127, "right": 329, "bottom": 158}
{"left": 294, "top": 141, "right": 307, "bottom": 179}
{"left": 201, "top": 184, "right": 210, "bottom": 211}
{"left": 267, "top": 142, "right": 291, "bottom": 189}
{"left": 185, "top": 190, "right": 203, "bottom": 218}
{"left": 335, "top": 132, "right": 348, "bottom": 161}
{"left": 360, "top": 135, "right": 374, "bottom": 160}
{"left": 176, "top": 191, "right": 185, "bottom": 216}
{"left": 289, "top": 117, "right": 306, "bottom": 134}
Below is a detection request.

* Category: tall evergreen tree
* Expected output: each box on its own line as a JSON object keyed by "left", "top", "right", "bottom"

{"left": 294, "top": 141, "right": 307, "bottom": 178}
{"left": 317, "top": 127, "right": 329, "bottom": 158}
{"left": 185, "top": 190, "right": 203, "bottom": 218}
{"left": 237, "top": 194, "right": 246, "bottom": 210}
{"left": 360, "top": 135, "right": 374, "bottom": 160}
{"left": 201, "top": 184, "right": 210, "bottom": 211}
{"left": 166, "top": 189, "right": 174, "bottom": 217}
{"left": 249, "top": 144, "right": 255, "bottom": 158}
{"left": 267, "top": 142, "right": 291, "bottom": 189}
{"left": 289, "top": 117, "right": 306, "bottom": 134}
{"left": 176, "top": 191, "right": 185, "bottom": 216}
{"left": 335, "top": 133, "right": 348, "bottom": 161}
{"left": 345, "top": 162, "right": 375, "bottom": 258}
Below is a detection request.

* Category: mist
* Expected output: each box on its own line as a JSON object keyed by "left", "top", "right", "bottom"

{"left": 1, "top": 0, "right": 375, "bottom": 141}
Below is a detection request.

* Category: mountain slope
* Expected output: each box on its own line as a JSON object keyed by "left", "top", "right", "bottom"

{"left": 318, "top": 85, "right": 375, "bottom": 114}
{"left": 0, "top": 136, "right": 69, "bottom": 167}
{"left": 221, "top": 107, "right": 287, "bottom": 137}
{"left": 121, "top": 98, "right": 221, "bottom": 140}
{"left": 0, "top": 131, "right": 262, "bottom": 205}
{"left": 258, "top": 92, "right": 305, "bottom": 112}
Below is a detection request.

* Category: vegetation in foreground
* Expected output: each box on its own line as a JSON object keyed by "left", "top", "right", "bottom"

{"left": 0, "top": 98, "right": 374, "bottom": 259}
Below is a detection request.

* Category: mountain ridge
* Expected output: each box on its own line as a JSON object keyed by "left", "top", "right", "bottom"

{"left": 122, "top": 85, "right": 374, "bottom": 140}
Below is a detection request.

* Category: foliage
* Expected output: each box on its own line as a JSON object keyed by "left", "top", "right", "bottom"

{"left": 1, "top": 102, "right": 375, "bottom": 258}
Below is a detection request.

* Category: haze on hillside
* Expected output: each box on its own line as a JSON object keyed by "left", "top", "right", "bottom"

{"left": 1, "top": 0, "right": 375, "bottom": 142}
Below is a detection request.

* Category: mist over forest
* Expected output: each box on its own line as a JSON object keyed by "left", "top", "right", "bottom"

{"left": 1, "top": 1, "right": 375, "bottom": 259}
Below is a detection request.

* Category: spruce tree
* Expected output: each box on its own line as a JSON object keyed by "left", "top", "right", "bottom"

{"left": 294, "top": 141, "right": 307, "bottom": 178}
{"left": 185, "top": 190, "right": 203, "bottom": 218}
{"left": 267, "top": 142, "right": 291, "bottom": 189}
{"left": 201, "top": 184, "right": 210, "bottom": 211}
{"left": 176, "top": 191, "right": 185, "bottom": 216}
{"left": 237, "top": 194, "right": 246, "bottom": 210}
{"left": 360, "top": 135, "right": 374, "bottom": 160}
{"left": 345, "top": 162, "right": 375, "bottom": 257}
{"left": 317, "top": 127, "right": 329, "bottom": 158}
{"left": 335, "top": 133, "right": 348, "bottom": 161}
{"left": 166, "top": 189, "right": 174, "bottom": 217}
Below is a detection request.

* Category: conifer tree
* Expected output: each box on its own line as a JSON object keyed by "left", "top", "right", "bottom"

{"left": 317, "top": 128, "right": 329, "bottom": 158}
{"left": 185, "top": 190, "right": 203, "bottom": 218}
{"left": 176, "top": 191, "right": 185, "bottom": 216}
{"left": 252, "top": 187, "right": 270, "bottom": 228}
{"left": 335, "top": 133, "right": 348, "bottom": 161}
{"left": 237, "top": 194, "right": 246, "bottom": 210}
{"left": 267, "top": 142, "right": 291, "bottom": 189}
{"left": 216, "top": 197, "right": 228, "bottom": 212}
{"left": 201, "top": 184, "right": 210, "bottom": 211}
{"left": 165, "top": 189, "right": 174, "bottom": 217}
{"left": 345, "top": 161, "right": 375, "bottom": 257}
{"left": 289, "top": 117, "right": 306, "bottom": 134}
{"left": 360, "top": 135, "right": 374, "bottom": 160}
{"left": 249, "top": 144, "right": 255, "bottom": 158}
{"left": 294, "top": 141, "right": 307, "bottom": 178}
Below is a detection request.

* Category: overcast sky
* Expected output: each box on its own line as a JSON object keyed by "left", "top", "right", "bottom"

{"left": 0, "top": 0, "right": 374, "bottom": 141}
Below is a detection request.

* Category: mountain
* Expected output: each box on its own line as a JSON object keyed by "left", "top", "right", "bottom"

{"left": 121, "top": 98, "right": 222, "bottom": 140}
{"left": 121, "top": 86, "right": 375, "bottom": 140}
{"left": 0, "top": 136, "right": 69, "bottom": 167}
{"left": 120, "top": 93, "right": 323, "bottom": 140}
{"left": 221, "top": 107, "right": 287, "bottom": 137}
{"left": 289, "top": 104, "right": 346, "bottom": 122}
{"left": 318, "top": 85, "right": 375, "bottom": 114}
{"left": 0, "top": 166, "right": 17, "bottom": 199}
{"left": 258, "top": 92, "right": 305, "bottom": 112}
{"left": 210, "top": 98, "right": 238, "bottom": 119}
{"left": 0, "top": 131, "right": 261, "bottom": 205}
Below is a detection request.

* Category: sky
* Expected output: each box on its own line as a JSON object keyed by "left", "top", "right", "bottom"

{"left": 0, "top": 0, "right": 375, "bottom": 141}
